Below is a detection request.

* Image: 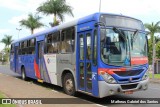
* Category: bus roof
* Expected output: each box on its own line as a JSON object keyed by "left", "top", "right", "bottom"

{"left": 12, "top": 12, "right": 142, "bottom": 44}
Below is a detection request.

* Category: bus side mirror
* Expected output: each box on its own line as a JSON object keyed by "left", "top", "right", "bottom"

{"left": 145, "top": 31, "right": 149, "bottom": 36}
{"left": 146, "top": 35, "right": 149, "bottom": 53}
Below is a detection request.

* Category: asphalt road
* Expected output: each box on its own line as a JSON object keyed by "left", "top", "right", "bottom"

{"left": 0, "top": 65, "right": 160, "bottom": 107}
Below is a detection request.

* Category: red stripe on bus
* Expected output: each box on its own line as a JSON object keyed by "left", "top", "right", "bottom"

{"left": 34, "top": 59, "right": 41, "bottom": 79}
{"left": 98, "top": 68, "right": 126, "bottom": 75}
{"left": 131, "top": 57, "right": 148, "bottom": 65}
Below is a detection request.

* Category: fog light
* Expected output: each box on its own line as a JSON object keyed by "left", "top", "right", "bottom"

{"left": 142, "top": 71, "right": 149, "bottom": 80}
{"left": 109, "top": 90, "right": 114, "bottom": 95}
{"left": 100, "top": 72, "right": 117, "bottom": 84}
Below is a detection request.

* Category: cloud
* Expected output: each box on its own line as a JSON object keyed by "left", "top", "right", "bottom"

{"left": 0, "top": 0, "right": 46, "bottom": 12}
{"left": 8, "top": 15, "right": 28, "bottom": 25}
{"left": 34, "top": 28, "right": 46, "bottom": 34}
{"left": 0, "top": 0, "right": 26, "bottom": 12}
{"left": 0, "top": 29, "right": 10, "bottom": 34}
{"left": 65, "top": 0, "right": 160, "bottom": 23}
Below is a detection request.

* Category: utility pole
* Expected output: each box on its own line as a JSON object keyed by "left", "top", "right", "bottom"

{"left": 99, "top": 0, "right": 102, "bottom": 12}
{"left": 16, "top": 28, "right": 22, "bottom": 39}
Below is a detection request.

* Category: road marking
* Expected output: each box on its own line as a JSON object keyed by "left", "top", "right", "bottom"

{"left": 79, "top": 98, "right": 107, "bottom": 107}
{"left": 95, "top": 104, "right": 108, "bottom": 107}
{"left": 51, "top": 90, "right": 58, "bottom": 93}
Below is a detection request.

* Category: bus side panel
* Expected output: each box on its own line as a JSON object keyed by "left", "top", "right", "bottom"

{"left": 18, "top": 55, "right": 37, "bottom": 79}
{"left": 42, "top": 53, "right": 76, "bottom": 86}
{"left": 57, "top": 54, "right": 76, "bottom": 87}
{"left": 36, "top": 54, "right": 52, "bottom": 83}
{"left": 25, "top": 55, "right": 36, "bottom": 79}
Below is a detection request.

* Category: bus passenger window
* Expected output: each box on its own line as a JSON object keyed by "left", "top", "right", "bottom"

{"left": 86, "top": 33, "right": 91, "bottom": 60}
{"left": 93, "top": 30, "right": 97, "bottom": 65}
{"left": 28, "top": 38, "right": 35, "bottom": 54}
{"left": 80, "top": 35, "right": 84, "bottom": 60}
{"left": 52, "top": 32, "right": 60, "bottom": 53}
{"left": 10, "top": 45, "right": 14, "bottom": 55}
{"left": 47, "top": 44, "right": 54, "bottom": 53}
{"left": 61, "top": 27, "right": 75, "bottom": 53}
{"left": 45, "top": 32, "right": 60, "bottom": 54}
{"left": 20, "top": 41, "right": 28, "bottom": 55}
{"left": 47, "top": 34, "right": 52, "bottom": 43}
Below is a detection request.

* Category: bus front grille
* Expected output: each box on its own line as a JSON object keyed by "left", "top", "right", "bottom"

{"left": 121, "top": 84, "right": 138, "bottom": 90}
{"left": 113, "top": 69, "right": 143, "bottom": 76}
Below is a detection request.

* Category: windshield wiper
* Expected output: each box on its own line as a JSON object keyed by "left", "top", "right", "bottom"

{"left": 133, "top": 29, "right": 139, "bottom": 41}
{"left": 112, "top": 27, "right": 128, "bottom": 56}
{"left": 112, "top": 27, "right": 126, "bottom": 41}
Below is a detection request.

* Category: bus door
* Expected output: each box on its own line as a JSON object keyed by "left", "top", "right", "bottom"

{"left": 37, "top": 41, "right": 45, "bottom": 80}
{"left": 78, "top": 31, "right": 93, "bottom": 93}
{"left": 15, "top": 46, "right": 19, "bottom": 72}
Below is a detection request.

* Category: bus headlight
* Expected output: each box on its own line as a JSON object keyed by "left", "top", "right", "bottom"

{"left": 142, "top": 72, "right": 149, "bottom": 80}
{"left": 100, "top": 71, "right": 117, "bottom": 84}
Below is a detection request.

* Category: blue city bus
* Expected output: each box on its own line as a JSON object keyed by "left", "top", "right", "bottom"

{"left": 10, "top": 13, "right": 149, "bottom": 98}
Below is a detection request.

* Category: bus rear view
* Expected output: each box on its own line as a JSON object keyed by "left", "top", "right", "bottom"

{"left": 95, "top": 14, "right": 149, "bottom": 98}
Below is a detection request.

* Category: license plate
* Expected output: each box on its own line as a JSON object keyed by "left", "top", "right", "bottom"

{"left": 124, "top": 91, "right": 133, "bottom": 94}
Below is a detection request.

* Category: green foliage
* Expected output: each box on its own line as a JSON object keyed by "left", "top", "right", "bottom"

{"left": 19, "top": 13, "right": 44, "bottom": 34}
{"left": 0, "top": 35, "right": 12, "bottom": 63}
{"left": 155, "top": 36, "right": 160, "bottom": 59}
{"left": 37, "top": 0, "right": 74, "bottom": 27}
{"left": 145, "top": 22, "right": 160, "bottom": 64}
{"left": 0, "top": 48, "right": 10, "bottom": 63}
{"left": 149, "top": 73, "right": 160, "bottom": 79}
{"left": 148, "top": 39, "right": 152, "bottom": 64}
{"left": 1, "top": 35, "right": 13, "bottom": 48}
{"left": 156, "top": 42, "right": 160, "bottom": 57}
{"left": 0, "top": 92, "right": 16, "bottom": 107}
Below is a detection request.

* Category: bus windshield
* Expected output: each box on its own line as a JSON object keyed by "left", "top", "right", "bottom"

{"left": 101, "top": 28, "right": 147, "bottom": 66}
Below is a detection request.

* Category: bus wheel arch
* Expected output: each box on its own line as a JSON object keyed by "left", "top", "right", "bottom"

{"left": 61, "top": 70, "right": 76, "bottom": 96}
{"left": 21, "top": 65, "right": 27, "bottom": 80}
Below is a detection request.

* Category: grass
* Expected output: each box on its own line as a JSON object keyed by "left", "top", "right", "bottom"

{"left": 149, "top": 73, "right": 160, "bottom": 79}
{"left": 0, "top": 92, "right": 16, "bottom": 107}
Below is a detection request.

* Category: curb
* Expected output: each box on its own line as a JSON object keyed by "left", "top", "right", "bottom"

{"left": 149, "top": 78, "right": 160, "bottom": 84}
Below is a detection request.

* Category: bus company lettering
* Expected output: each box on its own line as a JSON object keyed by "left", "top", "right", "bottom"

{"left": 12, "top": 99, "right": 42, "bottom": 104}
{"left": 59, "top": 59, "right": 71, "bottom": 64}
{"left": 47, "top": 58, "right": 56, "bottom": 64}
{"left": 80, "top": 26, "right": 90, "bottom": 31}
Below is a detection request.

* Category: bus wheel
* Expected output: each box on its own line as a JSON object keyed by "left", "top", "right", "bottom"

{"left": 63, "top": 73, "right": 76, "bottom": 96}
{"left": 21, "top": 67, "right": 27, "bottom": 80}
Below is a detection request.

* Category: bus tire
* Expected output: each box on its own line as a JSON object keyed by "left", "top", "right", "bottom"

{"left": 21, "top": 67, "right": 27, "bottom": 81}
{"left": 63, "top": 73, "right": 76, "bottom": 96}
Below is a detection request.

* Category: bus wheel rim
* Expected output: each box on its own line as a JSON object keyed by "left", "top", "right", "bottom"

{"left": 65, "top": 79, "right": 73, "bottom": 92}
{"left": 22, "top": 71, "right": 25, "bottom": 79}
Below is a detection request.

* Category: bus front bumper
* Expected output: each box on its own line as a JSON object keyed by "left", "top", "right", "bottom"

{"left": 98, "top": 78, "right": 149, "bottom": 98}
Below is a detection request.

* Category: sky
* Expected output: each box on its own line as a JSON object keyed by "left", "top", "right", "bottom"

{"left": 0, "top": 0, "right": 160, "bottom": 50}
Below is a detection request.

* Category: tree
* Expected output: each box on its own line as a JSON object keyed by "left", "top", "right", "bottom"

{"left": 145, "top": 22, "right": 160, "bottom": 79}
{"left": 1, "top": 35, "right": 13, "bottom": 63}
{"left": 37, "top": 0, "right": 74, "bottom": 27}
{"left": 1, "top": 35, "right": 13, "bottom": 48}
{"left": 156, "top": 40, "right": 160, "bottom": 58}
{"left": 19, "top": 13, "right": 44, "bottom": 34}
